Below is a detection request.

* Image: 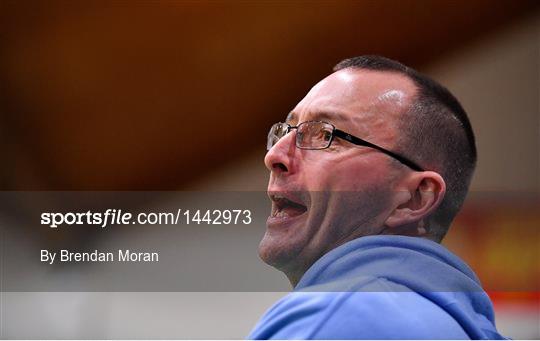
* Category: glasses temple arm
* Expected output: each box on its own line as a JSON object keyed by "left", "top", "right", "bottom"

{"left": 333, "top": 129, "right": 424, "bottom": 171}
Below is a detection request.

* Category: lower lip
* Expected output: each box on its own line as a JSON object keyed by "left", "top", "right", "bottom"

{"left": 266, "top": 211, "right": 307, "bottom": 229}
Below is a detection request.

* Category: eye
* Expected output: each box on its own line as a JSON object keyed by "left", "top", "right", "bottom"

{"left": 321, "top": 130, "right": 332, "bottom": 141}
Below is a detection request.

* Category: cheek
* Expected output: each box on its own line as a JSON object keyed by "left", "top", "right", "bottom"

{"left": 326, "top": 157, "right": 385, "bottom": 191}
{"left": 320, "top": 174, "right": 395, "bottom": 237}
{"left": 298, "top": 151, "right": 396, "bottom": 194}
{"left": 296, "top": 154, "right": 337, "bottom": 191}
{"left": 323, "top": 157, "right": 397, "bottom": 221}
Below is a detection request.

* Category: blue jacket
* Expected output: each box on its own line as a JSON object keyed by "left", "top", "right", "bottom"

{"left": 248, "top": 235, "right": 507, "bottom": 339}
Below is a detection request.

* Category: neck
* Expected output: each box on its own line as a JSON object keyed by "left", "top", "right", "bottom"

{"left": 285, "top": 272, "right": 303, "bottom": 288}
{"left": 280, "top": 259, "right": 313, "bottom": 288}
{"left": 282, "top": 233, "right": 374, "bottom": 288}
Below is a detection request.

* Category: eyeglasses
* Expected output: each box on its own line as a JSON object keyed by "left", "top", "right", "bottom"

{"left": 267, "top": 121, "right": 424, "bottom": 171}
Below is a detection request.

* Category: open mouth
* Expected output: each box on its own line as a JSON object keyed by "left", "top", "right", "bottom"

{"left": 269, "top": 194, "right": 308, "bottom": 219}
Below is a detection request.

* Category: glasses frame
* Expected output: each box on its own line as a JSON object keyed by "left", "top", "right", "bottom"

{"left": 268, "top": 121, "right": 424, "bottom": 172}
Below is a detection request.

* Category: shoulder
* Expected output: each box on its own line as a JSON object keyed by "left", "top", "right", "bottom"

{"left": 248, "top": 279, "right": 469, "bottom": 339}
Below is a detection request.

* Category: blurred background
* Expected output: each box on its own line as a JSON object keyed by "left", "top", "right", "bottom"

{"left": 1, "top": 0, "right": 539, "bottom": 339}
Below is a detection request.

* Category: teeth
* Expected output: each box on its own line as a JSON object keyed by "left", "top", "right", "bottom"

{"left": 269, "top": 192, "right": 308, "bottom": 223}
{"left": 275, "top": 210, "right": 289, "bottom": 218}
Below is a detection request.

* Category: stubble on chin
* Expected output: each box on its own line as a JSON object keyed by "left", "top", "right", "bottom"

{"left": 258, "top": 227, "right": 312, "bottom": 277}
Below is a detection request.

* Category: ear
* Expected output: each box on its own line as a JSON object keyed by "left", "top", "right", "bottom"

{"left": 384, "top": 171, "right": 446, "bottom": 230}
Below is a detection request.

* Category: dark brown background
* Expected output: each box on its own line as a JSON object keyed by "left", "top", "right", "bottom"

{"left": 2, "top": 0, "right": 538, "bottom": 190}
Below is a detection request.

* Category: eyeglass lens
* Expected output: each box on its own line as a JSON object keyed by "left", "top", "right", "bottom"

{"left": 297, "top": 121, "right": 333, "bottom": 149}
{"left": 267, "top": 121, "right": 334, "bottom": 150}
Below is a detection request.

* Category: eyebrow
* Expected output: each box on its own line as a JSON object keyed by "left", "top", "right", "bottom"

{"left": 286, "top": 110, "right": 351, "bottom": 125}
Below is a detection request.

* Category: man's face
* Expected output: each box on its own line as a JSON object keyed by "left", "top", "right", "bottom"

{"left": 259, "top": 69, "right": 417, "bottom": 278}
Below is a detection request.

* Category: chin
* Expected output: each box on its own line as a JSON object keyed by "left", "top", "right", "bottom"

{"left": 258, "top": 232, "right": 301, "bottom": 271}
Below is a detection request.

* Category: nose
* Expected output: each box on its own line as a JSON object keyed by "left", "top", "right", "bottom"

{"left": 264, "top": 130, "right": 297, "bottom": 175}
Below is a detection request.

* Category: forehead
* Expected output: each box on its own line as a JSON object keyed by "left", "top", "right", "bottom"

{"left": 288, "top": 69, "right": 417, "bottom": 138}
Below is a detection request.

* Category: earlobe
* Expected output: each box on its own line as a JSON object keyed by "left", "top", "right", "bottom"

{"left": 384, "top": 171, "right": 446, "bottom": 231}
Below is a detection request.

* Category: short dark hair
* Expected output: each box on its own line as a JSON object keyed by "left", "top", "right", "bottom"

{"left": 333, "top": 55, "right": 477, "bottom": 242}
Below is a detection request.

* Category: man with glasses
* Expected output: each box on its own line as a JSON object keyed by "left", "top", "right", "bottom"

{"left": 248, "top": 56, "right": 505, "bottom": 339}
